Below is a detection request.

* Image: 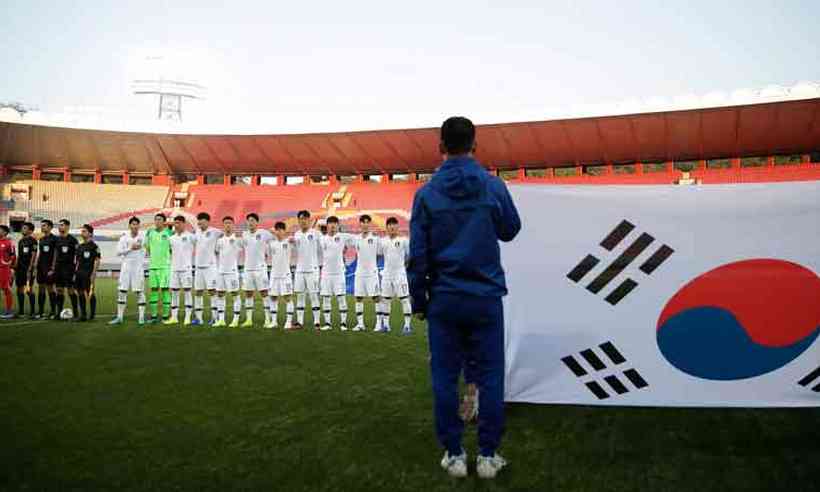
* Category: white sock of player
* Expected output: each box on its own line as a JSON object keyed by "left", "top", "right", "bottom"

{"left": 117, "top": 290, "right": 127, "bottom": 319}
{"left": 337, "top": 295, "right": 348, "bottom": 327}
{"left": 210, "top": 292, "right": 218, "bottom": 322}
{"left": 310, "top": 292, "right": 320, "bottom": 327}
{"left": 194, "top": 295, "right": 204, "bottom": 322}
{"left": 356, "top": 301, "right": 363, "bottom": 327}
{"left": 322, "top": 296, "right": 332, "bottom": 326}
{"left": 296, "top": 294, "right": 305, "bottom": 325}
{"left": 400, "top": 296, "right": 411, "bottom": 328}
{"left": 217, "top": 296, "right": 226, "bottom": 322}
{"left": 286, "top": 299, "right": 294, "bottom": 325}
{"left": 233, "top": 295, "right": 242, "bottom": 321}
{"left": 171, "top": 290, "right": 180, "bottom": 319}
{"left": 263, "top": 296, "right": 271, "bottom": 323}
{"left": 184, "top": 291, "right": 193, "bottom": 320}
{"left": 138, "top": 291, "right": 146, "bottom": 322}
{"left": 378, "top": 299, "right": 389, "bottom": 329}
{"left": 269, "top": 297, "right": 278, "bottom": 324}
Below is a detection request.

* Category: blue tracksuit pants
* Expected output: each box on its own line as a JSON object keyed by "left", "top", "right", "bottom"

{"left": 427, "top": 293, "right": 505, "bottom": 457}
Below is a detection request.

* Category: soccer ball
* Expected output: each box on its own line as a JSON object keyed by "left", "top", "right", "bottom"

{"left": 60, "top": 308, "right": 74, "bottom": 320}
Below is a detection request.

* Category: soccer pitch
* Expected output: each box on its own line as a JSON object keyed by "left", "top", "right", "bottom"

{"left": 0, "top": 279, "right": 816, "bottom": 491}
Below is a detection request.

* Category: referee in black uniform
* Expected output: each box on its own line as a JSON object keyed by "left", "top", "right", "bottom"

{"left": 36, "top": 219, "right": 58, "bottom": 319}
{"left": 75, "top": 224, "right": 101, "bottom": 322}
{"left": 15, "top": 222, "right": 37, "bottom": 318}
{"left": 54, "top": 219, "right": 80, "bottom": 320}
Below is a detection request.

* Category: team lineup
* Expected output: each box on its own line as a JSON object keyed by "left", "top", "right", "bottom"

{"left": 0, "top": 210, "right": 413, "bottom": 334}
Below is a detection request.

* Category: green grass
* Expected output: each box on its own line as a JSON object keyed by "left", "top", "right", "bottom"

{"left": 0, "top": 279, "right": 817, "bottom": 491}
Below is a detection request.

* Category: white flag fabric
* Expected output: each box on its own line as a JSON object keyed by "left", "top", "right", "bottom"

{"left": 502, "top": 181, "right": 820, "bottom": 407}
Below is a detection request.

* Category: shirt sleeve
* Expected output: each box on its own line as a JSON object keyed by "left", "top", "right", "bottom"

{"left": 408, "top": 191, "right": 431, "bottom": 314}
{"left": 116, "top": 234, "right": 129, "bottom": 257}
{"left": 490, "top": 177, "right": 522, "bottom": 242}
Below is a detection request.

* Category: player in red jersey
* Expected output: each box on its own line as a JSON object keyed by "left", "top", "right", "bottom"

{"left": 0, "top": 225, "right": 16, "bottom": 318}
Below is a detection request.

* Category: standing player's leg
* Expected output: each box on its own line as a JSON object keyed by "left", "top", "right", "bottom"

{"left": 208, "top": 289, "right": 218, "bottom": 325}
{"left": 293, "top": 273, "right": 305, "bottom": 328}
{"left": 161, "top": 267, "right": 172, "bottom": 320}
{"left": 228, "top": 274, "right": 241, "bottom": 328}
{"left": 111, "top": 268, "right": 129, "bottom": 324}
{"left": 68, "top": 285, "right": 79, "bottom": 321}
{"left": 0, "top": 267, "right": 13, "bottom": 318}
{"left": 148, "top": 269, "right": 160, "bottom": 322}
{"left": 214, "top": 277, "right": 227, "bottom": 327}
{"left": 164, "top": 271, "right": 181, "bottom": 324}
{"left": 193, "top": 288, "right": 205, "bottom": 325}
{"left": 378, "top": 277, "right": 395, "bottom": 333}
{"left": 337, "top": 292, "right": 348, "bottom": 331}
{"left": 15, "top": 270, "right": 26, "bottom": 317}
{"left": 181, "top": 270, "right": 194, "bottom": 325}
{"left": 319, "top": 274, "right": 331, "bottom": 331}
{"left": 241, "top": 272, "right": 256, "bottom": 327}
{"left": 309, "top": 272, "right": 320, "bottom": 330}
{"left": 266, "top": 294, "right": 279, "bottom": 329}
{"left": 25, "top": 274, "right": 36, "bottom": 318}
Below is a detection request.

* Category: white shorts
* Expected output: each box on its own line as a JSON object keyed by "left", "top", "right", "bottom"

{"left": 216, "top": 272, "right": 240, "bottom": 292}
{"left": 269, "top": 275, "right": 293, "bottom": 297}
{"left": 169, "top": 270, "right": 193, "bottom": 290}
{"left": 194, "top": 266, "right": 218, "bottom": 291}
{"left": 320, "top": 273, "right": 346, "bottom": 296}
{"left": 380, "top": 273, "right": 409, "bottom": 298}
{"left": 294, "top": 271, "right": 319, "bottom": 293}
{"left": 118, "top": 266, "right": 144, "bottom": 292}
{"left": 354, "top": 274, "right": 380, "bottom": 298}
{"left": 242, "top": 270, "right": 269, "bottom": 291}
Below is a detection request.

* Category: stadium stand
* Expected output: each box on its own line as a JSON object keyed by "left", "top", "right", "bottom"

{"left": 1, "top": 180, "right": 169, "bottom": 229}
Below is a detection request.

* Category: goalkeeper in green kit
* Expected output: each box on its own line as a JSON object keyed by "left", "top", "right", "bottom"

{"left": 145, "top": 213, "right": 173, "bottom": 322}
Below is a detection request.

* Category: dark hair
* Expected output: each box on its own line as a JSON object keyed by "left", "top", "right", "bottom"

{"left": 359, "top": 214, "right": 372, "bottom": 223}
{"left": 319, "top": 225, "right": 327, "bottom": 234}
{"left": 297, "top": 210, "right": 310, "bottom": 219}
{"left": 326, "top": 216, "right": 339, "bottom": 224}
{"left": 154, "top": 213, "right": 167, "bottom": 221}
{"left": 0, "top": 225, "right": 9, "bottom": 234}
{"left": 441, "top": 116, "right": 475, "bottom": 155}
{"left": 41, "top": 219, "right": 54, "bottom": 228}
{"left": 386, "top": 217, "right": 399, "bottom": 226}
{"left": 128, "top": 216, "right": 140, "bottom": 225}
{"left": 196, "top": 212, "right": 211, "bottom": 221}
{"left": 81, "top": 224, "right": 94, "bottom": 235}
{"left": 274, "top": 221, "right": 286, "bottom": 230}
{"left": 59, "top": 219, "right": 70, "bottom": 227}
{"left": 173, "top": 215, "right": 185, "bottom": 223}
{"left": 22, "top": 222, "right": 35, "bottom": 231}
{"left": 222, "top": 216, "right": 234, "bottom": 223}
{"left": 246, "top": 213, "right": 260, "bottom": 222}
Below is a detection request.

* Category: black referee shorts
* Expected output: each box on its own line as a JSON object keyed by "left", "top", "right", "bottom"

{"left": 74, "top": 271, "right": 93, "bottom": 292}
{"left": 54, "top": 268, "right": 75, "bottom": 289}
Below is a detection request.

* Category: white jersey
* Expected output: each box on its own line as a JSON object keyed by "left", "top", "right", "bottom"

{"left": 293, "top": 229, "right": 320, "bottom": 273}
{"left": 116, "top": 231, "right": 146, "bottom": 269}
{"left": 320, "top": 233, "right": 354, "bottom": 276}
{"left": 242, "top": 229, "right": 273, "bottom": 271}
{"left": 169, "top": 232, "right": 196, "bottom": 272}
{"left": 215, "top": 235, "right": 243, "bottom": 274}
{"left": 194, "top": 227, "right": 222, "bottom": 267}
{"left": 380, "top": 236, "right": 409, "bottom": 276}
{"left": 352, "top": 233, "right": 380, "bottom": 277}
{"left": 268, "top": 238, "right": 293, "bottom": 278}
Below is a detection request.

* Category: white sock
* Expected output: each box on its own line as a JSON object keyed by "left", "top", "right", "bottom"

{"left": 210, "top": 292, "right": 218, "bottom": 321}
{"left": 310, "top": 293, "right": 320, "bottom": 327}
{"left": 263, "top": 296, "right": 271, "bottom": 322}
{"left": 171, "top": 290, "right": 180, "bottom": 318}
{"left": 233, "top": 295, "right": 241, "bottom": 320}
{"left": 296, "top": 294, "right": 305, "bottom": 324}
{"left": 245, "top": 295, "right": 254, "bottom": 321}
{"left": 356, "top": 301, "right": 363, "bottom": 326}
{"left": 217, "top": 296, "right": 226, "bottom": 322}
{"left": 269, "top": 297, "right": 278, "bottom": 323}
{"left": 195, "top": 295, "right": 204, "bottom": 321}
{"left": 286, "top": 300, "right": 294, "bottom": 325}
{"left": 184, "top": 291, "right": 193, "bottom": 319}
{"left": 322, "top": 296, "right": 332, "bottom": 326}
{"left": 117, "top": 291, "right": 127, "bottom": 319}
{"left": 401, "top": 296, "right": 411, "bottom": 328}
{"left": 337, "top": 295, "right": 348, "bottom": 327}
{"left": 138, "top": 291, "right": 146, "bottom": 322}
{"left": 378, "top": 299, "right": 389, "bottom": 328}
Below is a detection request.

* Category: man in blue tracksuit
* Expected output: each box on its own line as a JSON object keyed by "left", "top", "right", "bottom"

{"left": 409, "top": 116, "right": 521, "bottom": 479}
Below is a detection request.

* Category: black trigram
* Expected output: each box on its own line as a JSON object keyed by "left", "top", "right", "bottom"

{"left": 797, "top": 366, "right": 820, "bottom": 392}
{"left": 561, "top": 341, "right": 649, "bottom": 400}
{"left": 567, "top": 219, "right": 674, "bottom": 305}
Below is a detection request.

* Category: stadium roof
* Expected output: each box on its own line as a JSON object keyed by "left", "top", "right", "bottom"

{"left": 2, "top": 97, "right": 819, "bottom": 175}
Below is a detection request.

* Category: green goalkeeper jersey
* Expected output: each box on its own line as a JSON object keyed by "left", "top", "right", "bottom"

{"left": 145, "top": 226, "right": 172, "bottom": 269}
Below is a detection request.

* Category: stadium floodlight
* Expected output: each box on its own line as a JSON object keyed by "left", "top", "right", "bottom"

{"left": 131, "top": 56, "right": 206, "bottom": 122}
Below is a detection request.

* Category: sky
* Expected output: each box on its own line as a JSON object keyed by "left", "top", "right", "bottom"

{"left": 1, "top": 0, "right": 819, "bottom": 133}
